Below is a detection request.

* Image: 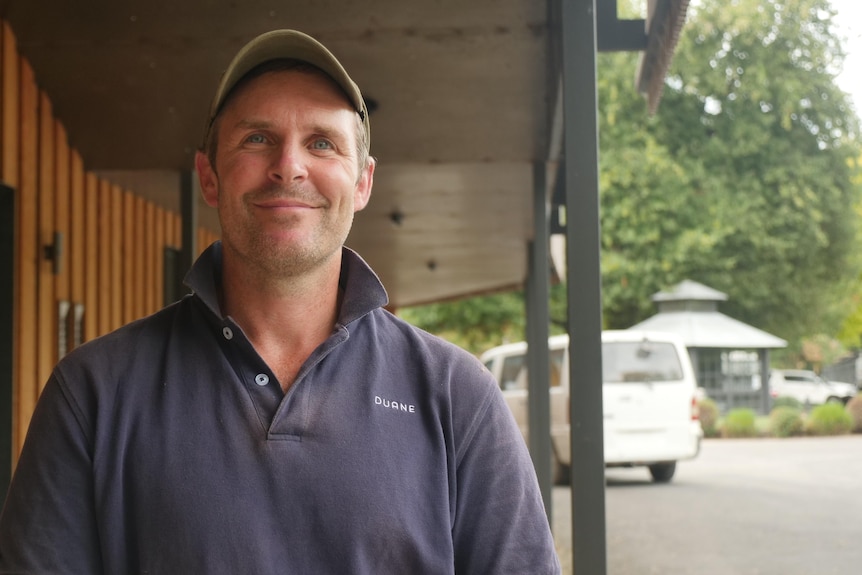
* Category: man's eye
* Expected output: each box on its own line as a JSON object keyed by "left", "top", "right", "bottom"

{"left": 245, "top": 134, "right": 267, "bottom": 144}
{"left": 311, "top": 139, "right": 333, "bottom": 150}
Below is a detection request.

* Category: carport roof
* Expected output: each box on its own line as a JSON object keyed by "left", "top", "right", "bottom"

{"left": 0, "top": 0, "right": 688, "bottom": 309}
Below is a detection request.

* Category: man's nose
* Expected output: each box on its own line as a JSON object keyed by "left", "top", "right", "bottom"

{"left": 269, "top": 143, "right": 308, "bottom": 183}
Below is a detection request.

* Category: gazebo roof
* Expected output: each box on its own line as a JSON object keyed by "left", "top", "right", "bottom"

{"left": 630, "top": 280, "right": 787, "bottom": 349}
{"left": 630, "top": 311, "right": 787, "bottom": 349}
{"left": 652, "top": 279, "right": 728, "bottom": 302}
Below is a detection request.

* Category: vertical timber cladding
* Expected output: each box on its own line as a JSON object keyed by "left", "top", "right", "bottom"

{"left": 1, "top": 21, "right": 19, "bottom": 188}
{"left": 1, "top": 15, "right": 219, "bottom": 462}
{"left": 53, "top": 122, "right": 70, "bottom": 358}
{"left": 97, "top": 179, "right": 112, "bottom": 337}
{"left": 36, "top": 93, "right": 54, "bottom": 394}
{"left": 15, "top": 44, "right": 39, "bottom": 457}
{"left": 122, "top": 191, "right": 135, "bottom": 325}
{"left": 83, "top": 173, "right": 99, "bottom": 343}
{"left": 70, "top": 152, "right": 85, "bottom": 349}
{"left": 153, "top": 203, "right": 165, "bottom": 311}
{"left": 110, "top": 185, "right": 123, "bottom": 332}
{"left": 1, "top": 20, "right": 20, "bottom": 490}
{"left": 141, "top": 198, "right": 157, "bottom": 316}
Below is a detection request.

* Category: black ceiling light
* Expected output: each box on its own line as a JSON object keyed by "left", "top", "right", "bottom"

{"left": 388, "top": 208, "right": 404, "bottom": 227}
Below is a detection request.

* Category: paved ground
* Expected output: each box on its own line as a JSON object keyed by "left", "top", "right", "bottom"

{"left": 552, "top": 435, "right": 862, "bottom": 574}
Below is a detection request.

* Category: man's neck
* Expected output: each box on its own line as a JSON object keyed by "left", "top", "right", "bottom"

{"left": 219, "top": 251, "right": 343, "bottom": 392}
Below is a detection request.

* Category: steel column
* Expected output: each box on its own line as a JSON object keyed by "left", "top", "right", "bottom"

{"left": 561, "top": 0, "right": 607, "bottom": 572}
{"left": 526, "top": 162, "right": 553, "bottom": 523}
{"left": 760, "top": 349, "right": 771, "bottom": 413}
{"left": 179, "top": 170, "right": 198, "bottom": 295}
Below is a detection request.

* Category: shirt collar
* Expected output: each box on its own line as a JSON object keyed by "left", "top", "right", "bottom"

{"left": 184, "top": 241, "right": 389, "bottom": 325}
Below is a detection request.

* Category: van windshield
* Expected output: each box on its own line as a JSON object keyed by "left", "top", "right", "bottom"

{"left": 602, "top": 341, "right": 684, "bottom": 383}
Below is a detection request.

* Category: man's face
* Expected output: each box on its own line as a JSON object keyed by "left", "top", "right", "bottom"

{"left": 196, "top": 69, "right": 374, "bottom": 279}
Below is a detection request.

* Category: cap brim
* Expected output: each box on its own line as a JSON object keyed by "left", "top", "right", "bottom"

{"left": 207, "top": 30, "right": 369, "bottom": 143}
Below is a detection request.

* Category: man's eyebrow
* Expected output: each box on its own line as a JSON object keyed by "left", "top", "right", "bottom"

{"left": 309, "top": 123, "right": 350, "bottom": 142}
{"left": 233, "top": 119, "right": 273, "bottom": 130}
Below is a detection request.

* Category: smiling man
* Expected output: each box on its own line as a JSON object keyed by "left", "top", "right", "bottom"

{"left": 0, "top": 30, "right": 560, "bottom": 574}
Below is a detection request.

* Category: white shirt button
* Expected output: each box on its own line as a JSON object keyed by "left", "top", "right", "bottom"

{"left": 222, "top": 327, "right": 233, "bottom": 340}
{"left": 255, "top": 373, "right": 269, "bottom": 386}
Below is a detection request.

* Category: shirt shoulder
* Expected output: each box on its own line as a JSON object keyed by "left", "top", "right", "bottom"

{"left": 51, "top": 297, "right": 200, "bottom": 404}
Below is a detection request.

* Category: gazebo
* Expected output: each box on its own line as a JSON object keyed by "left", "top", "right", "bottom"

{"left": 630, "top": 280, "right": 787, "bottom": 413}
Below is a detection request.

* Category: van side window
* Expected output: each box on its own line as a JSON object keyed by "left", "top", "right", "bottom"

{"left": 500, "top": 354, "right": 525, "bottom": 390}
{"left": 602, "top": 342, "right": 683, "bottom": 383}
{"left": 550, "top": 348, "right": 564, "bottom": 388}
{"left": 498, "top": 348, "right": 566, "bottom": 391}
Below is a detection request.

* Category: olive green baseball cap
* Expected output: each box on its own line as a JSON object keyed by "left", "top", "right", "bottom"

{"left": 205, "top": 29, "right": 370, "bottom": 145}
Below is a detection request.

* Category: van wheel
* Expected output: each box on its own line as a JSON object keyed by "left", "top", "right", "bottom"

{"left": 552, "top": 451, "right": 571, "bottom": 485}
{"left": 648, "top": 462, "right": 676, "bottom": 483}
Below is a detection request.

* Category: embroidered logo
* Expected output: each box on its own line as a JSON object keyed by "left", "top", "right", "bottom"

{"left": 374, "top": 395, "right": 416, "bottom": 414}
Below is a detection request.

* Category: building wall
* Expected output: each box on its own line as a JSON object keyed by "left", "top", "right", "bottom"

{"left": 0, "top": 21, "right": 219, "bottom": 460}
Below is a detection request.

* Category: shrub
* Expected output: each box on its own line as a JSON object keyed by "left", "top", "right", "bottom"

{"left": 845, "top": 394, "right": 862, "bottom": 433}
{"left": 722, "top": 408, "right": 757, "bottom": 438}
{"left": 769, "top": 406, "right": 804, "bottom": 438}
{"left": 698, "top": 398, "right": 720, "bottom": 438}
{"left": 772, "top": 396, "right": 803, "bottom": 411}
{"left": 807, "top": 403, "right": 853, "bottom": 436}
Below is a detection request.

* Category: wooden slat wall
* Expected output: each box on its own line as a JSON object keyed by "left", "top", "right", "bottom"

{"left": 83, "top": 173, "right": 99, "bottom": 343}
{"left": 122, "top": 191, "right": 135, "bottom": 325}
{"left": 0, "top": 19, "right": 217, "bottom": 460}
{"left": 36, "top": 93, "right": 54, "bottom": 394}
{"left": 53, "top": 122, "right": 69, "bottom": 363}
{"left": 96, "top": 179, "right": 113, "bottom": 338}
{"left": 70, "top": 151, "right": 85, "bottom": 343}
{"left": 15, "top": 54, "right": 38, "bottom": 452}
{"left": 1, "top": 22, "right": 18, "bottom": 187}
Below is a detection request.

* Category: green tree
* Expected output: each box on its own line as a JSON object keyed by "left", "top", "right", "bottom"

{"left": 598, "top": 49, "right": 716, "bottom": 328}
{"left": 398, "top": 291, "right": 526, "bottom": 355}
{"left": 398, "top": 283, "right": 570, "bottom": 356}
{"left": 402, "top": 0, "right": 862, "bottom": 355}
{"left": 601, "top": 0, "right": 861, "bottom": 345}
{"left": 836, "top": 151, "right": 862, "bottom": 348}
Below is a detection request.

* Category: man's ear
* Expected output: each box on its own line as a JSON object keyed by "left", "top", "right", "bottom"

{"left": 353, "top": 157, "right": 375, "bottom": 212}
{"left": 195, "top": 150, "right": 219, "bottom": 208}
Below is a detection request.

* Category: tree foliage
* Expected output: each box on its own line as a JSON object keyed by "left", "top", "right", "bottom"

{"left": 601, "top": 0, "right": 861, "bottom": 346}
{"left": 398, "top": 291, "right": 526, "bottom": 355}
{"left": 401, "top": 0, "right": 862, "bottom": 357}
{"left": 835, "top": 151, "right": 862, "bottom": 348}
{"left": 398, "top": 283, "right": 569, "bottom": 356}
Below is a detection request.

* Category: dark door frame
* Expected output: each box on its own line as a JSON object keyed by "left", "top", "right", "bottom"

{"left": 0, "top": 183, "right": 14, "bottom": 496}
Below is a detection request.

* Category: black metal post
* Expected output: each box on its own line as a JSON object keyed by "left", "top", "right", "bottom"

{"left": 526, "top": 162, "right": 553, "bottom": 522}
{"left": 760, "top": 349, "right": 771, "bottom": 414}
{"left": 179, "top": 170, "right": 198, "bottom": 296}
{"left": 562, "top": 0, "right": 607, "bottom": 573}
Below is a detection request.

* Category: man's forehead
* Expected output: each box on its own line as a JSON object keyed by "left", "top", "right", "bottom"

{"left": 219, "top": 66, "right": 355, "bottom": 120}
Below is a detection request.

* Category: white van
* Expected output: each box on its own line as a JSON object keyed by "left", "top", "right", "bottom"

{"left": 480, "top": 330, "right": 702, "bottom": 483}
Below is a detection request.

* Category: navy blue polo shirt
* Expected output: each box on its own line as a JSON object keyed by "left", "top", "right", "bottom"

{"left": 0, "top": 242, "right": 560, "bottom": 574}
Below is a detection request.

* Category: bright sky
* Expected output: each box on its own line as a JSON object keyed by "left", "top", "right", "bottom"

{"left": 831, "top": 0, "right": 862, "bottom": 112}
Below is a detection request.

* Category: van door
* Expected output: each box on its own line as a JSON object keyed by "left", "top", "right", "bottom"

{"left": 492, "top": 346, "right": 568, "bottom": 457}
{"left": 601, "top": 337, "right": 693, "bottom": 462}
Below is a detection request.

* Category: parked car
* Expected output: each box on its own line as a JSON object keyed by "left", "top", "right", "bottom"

{"left": 768, "top": 369, "right": 857, "bottom": 406}
{"left": 480, "top": 330, "right": 702, "bottom": 484}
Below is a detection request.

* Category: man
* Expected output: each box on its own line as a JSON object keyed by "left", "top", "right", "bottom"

{"left": 0, "top": 30, "right": 560, "bottom": 574}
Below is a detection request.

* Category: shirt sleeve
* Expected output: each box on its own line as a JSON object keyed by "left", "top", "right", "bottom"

{"left": 450, "top": 374, "right": 561, "bottom": 575}
{"left": 0, "top": 373, "right": 103, "bottom": 574}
